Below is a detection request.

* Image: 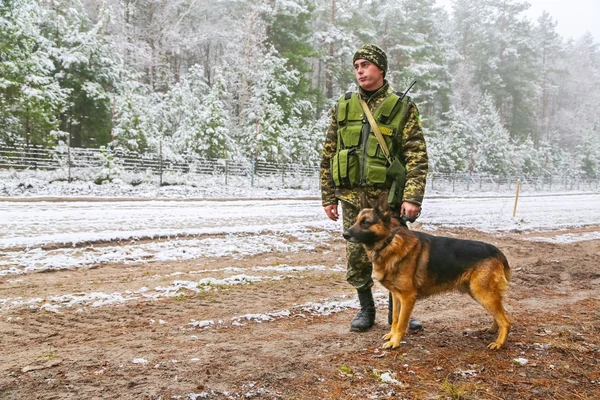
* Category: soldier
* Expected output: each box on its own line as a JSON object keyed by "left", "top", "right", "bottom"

{"left": 320, "top": 44, "right": 429, "bottom": 332}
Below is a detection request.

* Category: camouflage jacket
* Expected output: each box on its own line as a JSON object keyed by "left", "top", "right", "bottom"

{"left": 320, "top": 81, "right": 429, "bottom": 208}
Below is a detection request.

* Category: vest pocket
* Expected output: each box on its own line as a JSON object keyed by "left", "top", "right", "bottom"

{"left": 365, "top": 136, "right": 388, "bottom": 184}
{"left": 339, "top": 125, "right": 361, "bottom": 148}
{"left": 366, "top": 135, "right": 390, "bottom": 159}
{"left": 331, "top": 148, "right": 359, "bottom": 187}
{"left": 367, "top": 164, "right": 387, "bottom": 184}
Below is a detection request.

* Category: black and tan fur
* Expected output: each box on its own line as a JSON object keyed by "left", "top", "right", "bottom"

{"left": 343, "top": 193, "right": 511, "bottom": 350}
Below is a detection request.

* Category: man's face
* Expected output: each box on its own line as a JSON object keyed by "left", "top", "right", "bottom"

{"left": 354, "top": 59, "right": 384, "bottom": 91}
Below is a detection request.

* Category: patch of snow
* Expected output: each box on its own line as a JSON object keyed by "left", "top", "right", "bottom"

{"left": 189, "top": 320, "right": 214, "bottom": 328}
{"left": 514, "top": 357, "right": 528, "bottom": 366}
{"left": 379, "top": 371, "right": 404, "bottom": 386}
{"left": 525, "top": 231, "right": 600, "bottom": 244}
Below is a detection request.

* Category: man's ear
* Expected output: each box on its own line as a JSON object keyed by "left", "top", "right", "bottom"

{"left": 375, "top": 192, "right": 389, "bottom": 214}
{"left": 360, "top": 192, "right": 371, "bottom": 210}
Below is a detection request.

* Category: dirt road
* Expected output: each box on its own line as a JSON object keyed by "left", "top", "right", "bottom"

{"left": 1, "top": 224, "right": 599, "bottom": 399}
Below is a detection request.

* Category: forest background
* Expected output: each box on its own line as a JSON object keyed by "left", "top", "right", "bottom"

{"left": 1, "top": 0, "right": 599, "bottom": 177}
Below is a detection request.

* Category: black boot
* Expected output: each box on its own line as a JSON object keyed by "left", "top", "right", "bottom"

{"left": 388, "top": 292, "right": 423, "bottom": 331}
{"left": 350, "top": 289, "right": 376, "bottom": 332}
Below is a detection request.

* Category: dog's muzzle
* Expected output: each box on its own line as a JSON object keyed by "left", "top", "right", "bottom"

{"left": 342, "top": 230, "right": 355, "bottom": 242}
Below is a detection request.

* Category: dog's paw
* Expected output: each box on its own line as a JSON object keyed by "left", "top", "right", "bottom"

{"left": 382, "top": 332, "right": 394, "bottom": 341}
{"left": 487, "top": 341, "right": 503, "bottom": 350}
{"left": 382, "top": 340, "right": 401, "bottom": 350}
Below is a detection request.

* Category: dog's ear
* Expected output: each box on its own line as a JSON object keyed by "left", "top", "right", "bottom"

{"left": 360, "top": 192, "right": 371, "bottom": 210}
{"left": 375, "top": 192, "right": 390, "bottom": 214}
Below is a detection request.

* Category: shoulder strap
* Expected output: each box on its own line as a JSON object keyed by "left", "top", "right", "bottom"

{"left": 359, "top": 99, "right": 392, "bottom": 165}
{"left": 377, "top": 93, "right": 400, "bottom": 124}
{"left": 379, "top": 81, "right": 417, "bottom": 124}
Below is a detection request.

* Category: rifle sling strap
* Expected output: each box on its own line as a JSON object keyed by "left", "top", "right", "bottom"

{"left": 359, "top": 98, "right": 393, "bottom": 165}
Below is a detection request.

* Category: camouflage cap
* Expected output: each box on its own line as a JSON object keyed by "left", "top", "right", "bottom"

{"left": 353, "top": 44, "right": 388, "bottom": 76}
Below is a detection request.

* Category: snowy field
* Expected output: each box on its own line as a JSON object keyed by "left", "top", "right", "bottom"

{"left": 3, "top": 193, "right": 600, "bottom": 246}
{"left": 2, "top": 183, "right": 600, "bottom": 400}
{"left": 2, "top": 193, "right": 600, "bottom": 277}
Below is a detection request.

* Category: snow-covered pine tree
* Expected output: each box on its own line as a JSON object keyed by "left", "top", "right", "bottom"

{"left": 427, "top": 107, "right": 472, "bottom": 173}
{"left": 0, "top": 0, "right": 69, "bottom": 146}
{"left": 473, "top": 93, "right": 513, "bottom": 175}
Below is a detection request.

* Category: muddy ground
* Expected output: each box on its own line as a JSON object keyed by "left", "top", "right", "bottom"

{"left": 1, "top": 225, "right": 599, "bottom": 400}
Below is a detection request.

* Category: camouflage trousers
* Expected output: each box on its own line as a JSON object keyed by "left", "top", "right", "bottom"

{"left": 341, "top": 200, "right": 373, "bottom": 291}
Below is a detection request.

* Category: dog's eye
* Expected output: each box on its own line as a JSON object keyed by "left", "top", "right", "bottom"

{"left": 360, "top": 218, "right": 371, "bottom": 227}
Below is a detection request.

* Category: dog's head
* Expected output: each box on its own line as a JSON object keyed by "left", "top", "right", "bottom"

{"left": 343, "top": 192, "right": 392, "bottom": 246}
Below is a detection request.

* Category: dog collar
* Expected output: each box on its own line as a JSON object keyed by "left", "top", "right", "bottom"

{"left": 378, "top": 232, "right": 396, "bottom": 251}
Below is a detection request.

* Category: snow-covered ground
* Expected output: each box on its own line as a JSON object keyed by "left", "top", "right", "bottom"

{"left": 2, "top": 170, "right": 600, "bottom": 312}
{"left": 2, "top": 194, "right": 600, "bottom": 249}
{"left": 1, "top": 193, "right": 600, "bottom": 277}
{"left": 1, "top": 179, "right": 599, "bottom": 350}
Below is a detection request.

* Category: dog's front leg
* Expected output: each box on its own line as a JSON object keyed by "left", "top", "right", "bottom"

{"left": 383, "top": 292, "right": 401, "bottom": 341}
{"left": 383, "top": 291, "right": 416, "bottom": 349}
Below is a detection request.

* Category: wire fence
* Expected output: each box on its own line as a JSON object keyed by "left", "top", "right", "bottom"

{"left": 427, "top": 172, "right": 600, "bottom": 194}
{"left": 0, "top": 144, "right": 319, "bottom": 189}
{"left": 1, "top": 144, "right": 599, "bottom": 194}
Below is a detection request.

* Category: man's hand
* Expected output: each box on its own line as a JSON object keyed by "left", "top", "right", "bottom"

{"left": 324, "top": 204, "right": 339, "bottom": 221}
{"left": 401, "top": 201, "right": 421, "bottom": 220}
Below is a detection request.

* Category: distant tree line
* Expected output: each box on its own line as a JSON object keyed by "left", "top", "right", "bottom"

{"left": 1, "top": 0, "right": 599, "bottom": 177}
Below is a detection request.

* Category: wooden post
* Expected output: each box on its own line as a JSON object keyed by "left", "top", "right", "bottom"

{"left": 67, "top": 131, "right": 72, "bottom": 183}
{"left": 252, "top": 121, "right": 259, "bottom": 187}
{"left": 159, "top": 140, "right": 163, "bottom": 186}
{"left": 513, "top": 179, "right": 521, "bottom": 217}
{"left": 452, "top": 173, "right": 455, "bottom": 193}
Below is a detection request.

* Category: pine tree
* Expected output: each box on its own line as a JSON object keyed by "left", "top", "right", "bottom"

{"left": 473, "top": 93, "right": 513, "bottom": 174}
{"left": 0, "top": 0, "right": 69, "bottom": 146}
{"left": 111, "top": 80, "right": 156, "bottom": 152}
{"left": 168, "top": 69, "right": 232, "bottom": 159}
{"left": 265, "top": 0, "right": 319, "bottom": 121}
{"left": 427, "top": 107, "right": 472, "bottom": 173}
{"left": 533, "top": 11, "right": 563, "bottom": 145}
{"left": 383, "top": 0, "right": 452, "bottom": 121}
{"left": 43, "top": 1, "right": 120, "bottom": 148}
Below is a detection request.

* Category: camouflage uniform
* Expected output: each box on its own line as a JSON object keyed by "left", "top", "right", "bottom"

{"left": 320, "top": 81, "right": 429, "bottom": 290}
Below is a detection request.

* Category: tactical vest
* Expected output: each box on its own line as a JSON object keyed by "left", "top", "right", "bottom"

{"left": 331, "top": 91, "right": 411, "bottom": 190}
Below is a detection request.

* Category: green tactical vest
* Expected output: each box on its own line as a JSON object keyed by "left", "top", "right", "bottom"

{"left": 331, "top": 91, "right": 411, "bottom": 190}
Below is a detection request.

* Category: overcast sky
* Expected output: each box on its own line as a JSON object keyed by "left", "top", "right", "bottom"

{"left": 436, "top": 0, "right": 600, "bottom": 42}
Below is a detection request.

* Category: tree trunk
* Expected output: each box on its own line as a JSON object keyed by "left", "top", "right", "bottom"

{"left": 325, "top": 0, "right": 336, "bottom": 99}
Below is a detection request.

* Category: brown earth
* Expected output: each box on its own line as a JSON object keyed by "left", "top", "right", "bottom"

{"left": 1, "top": 225, "right": 599, "bottom": 400}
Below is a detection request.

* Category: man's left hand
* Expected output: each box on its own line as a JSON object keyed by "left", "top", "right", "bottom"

{"left": 401, "top": 202, "right": 421, "bottom": 220}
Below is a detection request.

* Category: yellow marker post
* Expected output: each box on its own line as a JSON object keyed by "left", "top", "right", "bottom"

{"left": 513, "top": 179, "right": 521, "bottom": 217}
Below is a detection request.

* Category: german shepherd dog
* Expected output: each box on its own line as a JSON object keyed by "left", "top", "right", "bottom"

{"left": 343, "top": 193, "right": 511, "bottom": 350}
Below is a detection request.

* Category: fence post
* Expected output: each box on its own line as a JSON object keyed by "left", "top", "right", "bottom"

{"left": 67, "top": 142, "right": 72, "bottom": 182}
{"left": 513, "top": 179, "right": 521, "bottom": 217}
{"left": 466, "top": 172, "right": 470, "bottom": 191}
{"left": 281, "top": 163, "right": 285, "bottom": 185}
{"left": 251, "top": 158, "right": 255, "bottom": 187}
{"left": 225, "top": 160, "right": 229, "bottom": 186}
{"left": 452, "top": 173, "right": 455, "bottom": 193}
{"left": 159, "top": 140, "right": 163, "bottom": 186}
